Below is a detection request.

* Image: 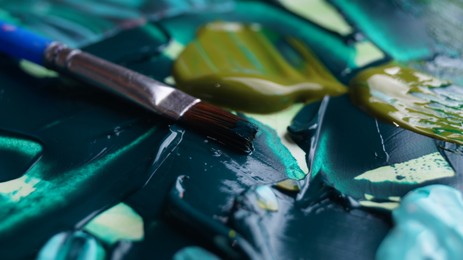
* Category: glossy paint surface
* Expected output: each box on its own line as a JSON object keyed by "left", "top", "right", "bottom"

{"left": 292, "top": 95, "right": 463, "bottom": 208}
{"left": 173, "top": 22, "right": 346, "bottom": 113}
{"left": 1, "top": 0, "right": 463, "bottom": 259}
{"left": 351, "top": 63, "right": 463, "bottom": 146}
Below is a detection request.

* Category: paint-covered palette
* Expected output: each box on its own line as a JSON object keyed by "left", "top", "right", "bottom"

{"left": 0, "top": 1, "right": 463, "bottom": 259}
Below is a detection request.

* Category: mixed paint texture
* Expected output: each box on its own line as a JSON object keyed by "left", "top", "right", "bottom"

{"left": 0, "top": 0, "right": 463, "bottom": 259}
{"left": 173, "top": 22, "right": 346, "bottom": 113}
{"left": 0, "top": 0, "right": 234, "bottom": 47}
{"left": 290, "top": 95, "right": 463, "bottom": 209}
{"left": 377, "top": 185, "right": 463, "bottom": 260}
{"left": 351, "top": 63, "right": 463, "bottom": 146}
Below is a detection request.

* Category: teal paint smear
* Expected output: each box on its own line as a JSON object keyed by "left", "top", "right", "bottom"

{"left": 394, "top": 0, "right": 463, "bottom": 57}
{"left": 248, "top": 117, "right": 305, "bottom": 180}
{"left": 38, "top": 231, "right": 106, "bottom": 260}
{"left": 377, "top": 185, "right": 463, "bottom": 260}
{"left": 0, "top": 128, "right": 157, "bottom": 233}
{"left": 0, "top": 41, "right": 176, "bottom": 258}
{"left": 173, "top": 247, "right": 220, "bottom": 260}
{"left": 0, "top": 0, "right": 234, "bottom": 47}
{"left": 0, "top": 131, "right": 42, "bottom": 182}
{"left": 330, "top": 0, "right": 433, "bottom": 61}
{"left": 4, "top": 1, "right": 463, "bottom": 259}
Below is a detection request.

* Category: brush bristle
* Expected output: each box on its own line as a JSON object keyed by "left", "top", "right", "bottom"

{"left": 180, "top": 102, "right": 258, "bottom": 153}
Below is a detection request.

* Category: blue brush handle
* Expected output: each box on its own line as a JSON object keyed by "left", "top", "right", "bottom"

{"left": 0, "top": 21, "right": 52, "bottom": 65}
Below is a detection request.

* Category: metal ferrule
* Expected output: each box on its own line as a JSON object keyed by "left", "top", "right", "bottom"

{"left": 44, "top": 42, "right": 199, "bottom": 120}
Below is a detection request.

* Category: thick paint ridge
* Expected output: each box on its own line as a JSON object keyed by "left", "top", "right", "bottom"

{"left": 377, "top": 185, "right": 463, "bottom": 260}
{"left": 173, "top": 22, "right": 346, "bottom": 113}
{"left": 350, "top": 63, "right": 463, "bottom": 146}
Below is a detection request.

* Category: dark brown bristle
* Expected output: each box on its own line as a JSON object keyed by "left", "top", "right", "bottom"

{"left": 180, "top": 102, "right": 258, "bottom": 153}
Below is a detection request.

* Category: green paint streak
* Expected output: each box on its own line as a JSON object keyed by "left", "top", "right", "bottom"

{"left": 173, "top": 22, "right": 346, "bottom": 113}
{"left": 330, "top": 0, "right": 432, "bottom": 61}
{"left": 0, "top": 128, "right": 156, "bottom": 233}
{"left": 173, "top": 246, "right": 220, "bottom": 260}
{"left": 310, "top": 128, "right": 330, "bottom": 178}
{"left": 350, "top": 62, "right": 463, "bottom": 145}
{"left": 0, "top": 135, "right": 42, "bottom": 158}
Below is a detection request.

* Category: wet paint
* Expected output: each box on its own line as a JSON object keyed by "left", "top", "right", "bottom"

{"left": 377, "top": 185, "right": 463, "bottom": 260}
{"left": 38, "top": 231, "right": 106, "bottom": 260}
{"left": 0, "top": 27, "right": 176, "bottom": 258}
{"left": 229, "top": 173, "right": 391, "bottom": 259}
{"left": 289, "top": 95, "right": 463, "bottom": 207}
{"left": 161, "top": 1, "right": 359, "bottom": 83}
{"left": 0, "top": 20, "right": 304, "bottom": 259}
{"left": 173, "top": 22, "right": 346, "bottom": 113}
{"left": 2, "top": 1, "right": 463, "bottom": 260}
{"left": 350, "top": 63, "right": 463, "bottom": 146}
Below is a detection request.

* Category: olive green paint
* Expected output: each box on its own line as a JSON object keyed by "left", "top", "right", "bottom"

{"left": 173, "top": 22, "right": 346, "bottom": 113}
{"left": 350, "top": 63, "right": 463, "bottom": 145}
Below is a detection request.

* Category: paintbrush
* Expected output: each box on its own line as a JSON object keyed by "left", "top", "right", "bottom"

{"left": 0, "top": 21, "right": 257, "bottom": 153}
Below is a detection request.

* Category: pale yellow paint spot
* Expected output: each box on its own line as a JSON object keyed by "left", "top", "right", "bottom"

{"left": 279, "top": 0, "right": 352, "bottom": 35}
{"left": 0, "top": 175, "right": 41, "bottom": 202}
{"left": 355, "top": 41, "right": 385, "bottom": 67}
{"left": 84, "top": 203, "right": 144, "bottom": 245}
{"left": 163, "top": 40, "right": 185, "bottom": 59}
{"left": 355, "top": 152, "right": 455, "bottom": 184}
{"left": 359, "top": 200, "right": 399, "bottom": 211}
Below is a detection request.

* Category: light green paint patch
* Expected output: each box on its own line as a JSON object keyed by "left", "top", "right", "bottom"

{"left": 359, "top": 193, "right": 399, "bottom": 211}
{"left": 255, "top": 185, "right": 279, "bottom": 212}
{"left": 354, "top": 41, "right": 385, "bottom": 67}
{"left": 0, "top": 128, "right": 157, "bottom": 233}
{"left": 355, "top": 152, "right": 454, "bottom": 184}
{"left": 389, "top": 196, "right": 401, "bottom": 202}
{"left": 19, "top": 60, "right": 58, "bottom": 78}
{"left": 163, "top": 40, "right": 185, "bottom": 60}
{"left": 279, "top": 0, "right": 352, "bottom": 35}
{"left": 0, "top": 175, "right": 41, "bottom": 202}
{"left": 359, "top": 200, "right": 399, "bottom": 211}
{"left": 364, "top": 193, "right": 374, "bottom": 200}
{"left": 164, "top": 76, "right": 176, "bottom": 85}
{"left": 247, "top": 104, "right": 308, "bottom": 177}
{"left": 84, "top": 203, "right": 144, "bottom": 245}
